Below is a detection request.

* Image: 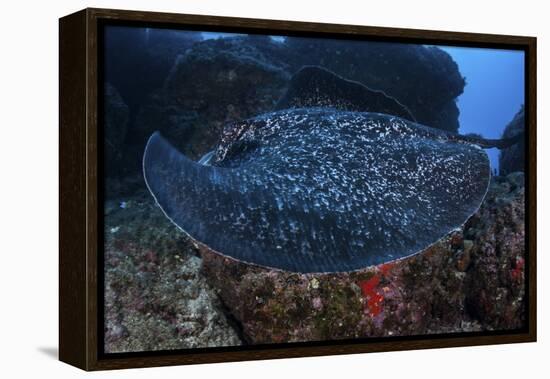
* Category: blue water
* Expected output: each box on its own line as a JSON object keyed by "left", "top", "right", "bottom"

{"left": 440, "top": 46, "right": 525, "bottom": 173}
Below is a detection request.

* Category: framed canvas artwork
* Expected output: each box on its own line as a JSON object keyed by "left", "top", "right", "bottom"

{"left": 59, "top": 8, "right": 536, "bottom": 370}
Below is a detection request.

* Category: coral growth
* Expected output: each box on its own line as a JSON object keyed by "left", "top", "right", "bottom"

{"left": 103, "top": 193, "right": 242, "bottom": 353}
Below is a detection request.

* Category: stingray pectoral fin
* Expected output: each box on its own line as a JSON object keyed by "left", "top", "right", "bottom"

{"left": 143, "top": 131, "right": 341, "bottom": 273}
{"left": 145, "top": 132, "right": 230, "bottom": 238}
{"left": 143, "top": 132, "right": 267, "bottom": 266}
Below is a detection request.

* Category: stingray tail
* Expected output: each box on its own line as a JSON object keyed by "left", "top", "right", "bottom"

{"left": 462, "top": 132, "right": 525, "bottom": 149}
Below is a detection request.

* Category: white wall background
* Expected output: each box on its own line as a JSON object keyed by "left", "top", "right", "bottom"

{"left": 0, "top": 0, "right": 547, "bottom": 377}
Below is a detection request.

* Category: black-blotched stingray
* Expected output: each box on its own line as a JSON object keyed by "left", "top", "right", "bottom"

{"left": 143, "top": 66, "right": 522, "bottom": 273}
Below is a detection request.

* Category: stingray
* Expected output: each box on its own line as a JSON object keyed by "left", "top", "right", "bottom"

{"left": 143, "top": 66, "right": 522, "bottom": 273}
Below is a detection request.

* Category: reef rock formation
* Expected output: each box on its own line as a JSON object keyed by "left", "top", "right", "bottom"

{"left": 284, "top": 38, "right": 465, "bottom": 132}
{"left": 200, "top": 173, "right": 526, "bottom": 344}
{"left": 463, "top": 172, "right": 526, "bottom": 330}
{"left": 499, "top": 106, "right": 525, "bottom": 175}
{"left": 103, "top": 193, "right": 242, "bottom": 353}
{"left": 103, "top": 28, "right": 203, "bottom": 197}
{"left": 104, "top": 27, "right": 201, "bottom": 115}
{"left": 135, "top": 36, "right": 290, "bottom": 161}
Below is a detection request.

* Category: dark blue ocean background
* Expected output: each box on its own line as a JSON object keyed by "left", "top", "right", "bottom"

{"left": 440, "top": 46, "right": 524, "bottom": 172}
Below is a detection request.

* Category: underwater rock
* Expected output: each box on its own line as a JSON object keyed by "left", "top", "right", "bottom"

{"left": 200, "top": 173, "right": 525, "bottom": 344}
{"left": 284, "top": 38, "right": 465, "bottom": 132}
{"left": 135, "top": 36, "right": 290, "bottom": 160}
{"left": 463, "top": 172, "right": 526, "bottom": 329}
{"left": 104, "top": 26, "right": 202, "bottom": 114}
{"left": 499, "top": 106, "right": 525, "bottom": 175}
{"left": 103, "top": 192, "right": 242, "bottom": 353}
{"left": 104, "top": 83, "right": 129, "bottom": 178}
{"left": 103, "top": 83, "right": 147, "bottom": 200}
{"left": 102, "top": 28, "right": 202, "bottom": 189}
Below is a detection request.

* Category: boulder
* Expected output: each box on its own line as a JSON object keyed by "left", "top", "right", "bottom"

{"left": 103, "top": 28, "right": 203, "bottom": 198}
{"left": 499, "top": 106, "right": 525, "bottom": 175}
{"left": 135, "top": 36, "right": 290, "bottom": 160}
{"left": 104, "top": 26, "right": 201, "bottom": 114}
{"left": 284, "top": 38, "right": 465, "bottom": 132}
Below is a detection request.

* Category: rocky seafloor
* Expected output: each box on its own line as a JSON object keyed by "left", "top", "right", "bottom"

{"left": 104, "top": 172, "right": 525, "bottom": 352}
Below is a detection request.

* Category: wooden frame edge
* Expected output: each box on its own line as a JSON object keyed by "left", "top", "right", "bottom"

{"left": 59, "top": 9, "right": 88, "bottom": 370}
{"left": 526, "top": 36, "right": 537, "bottom": 343}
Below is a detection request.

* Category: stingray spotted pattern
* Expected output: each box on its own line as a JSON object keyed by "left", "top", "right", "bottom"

{"left": 143, "top": 106, "right": 490, "bottom": 273}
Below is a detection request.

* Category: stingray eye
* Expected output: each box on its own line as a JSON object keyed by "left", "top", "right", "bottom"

{"left": 224, "top": 138, "right": 261, "bottom": 161}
